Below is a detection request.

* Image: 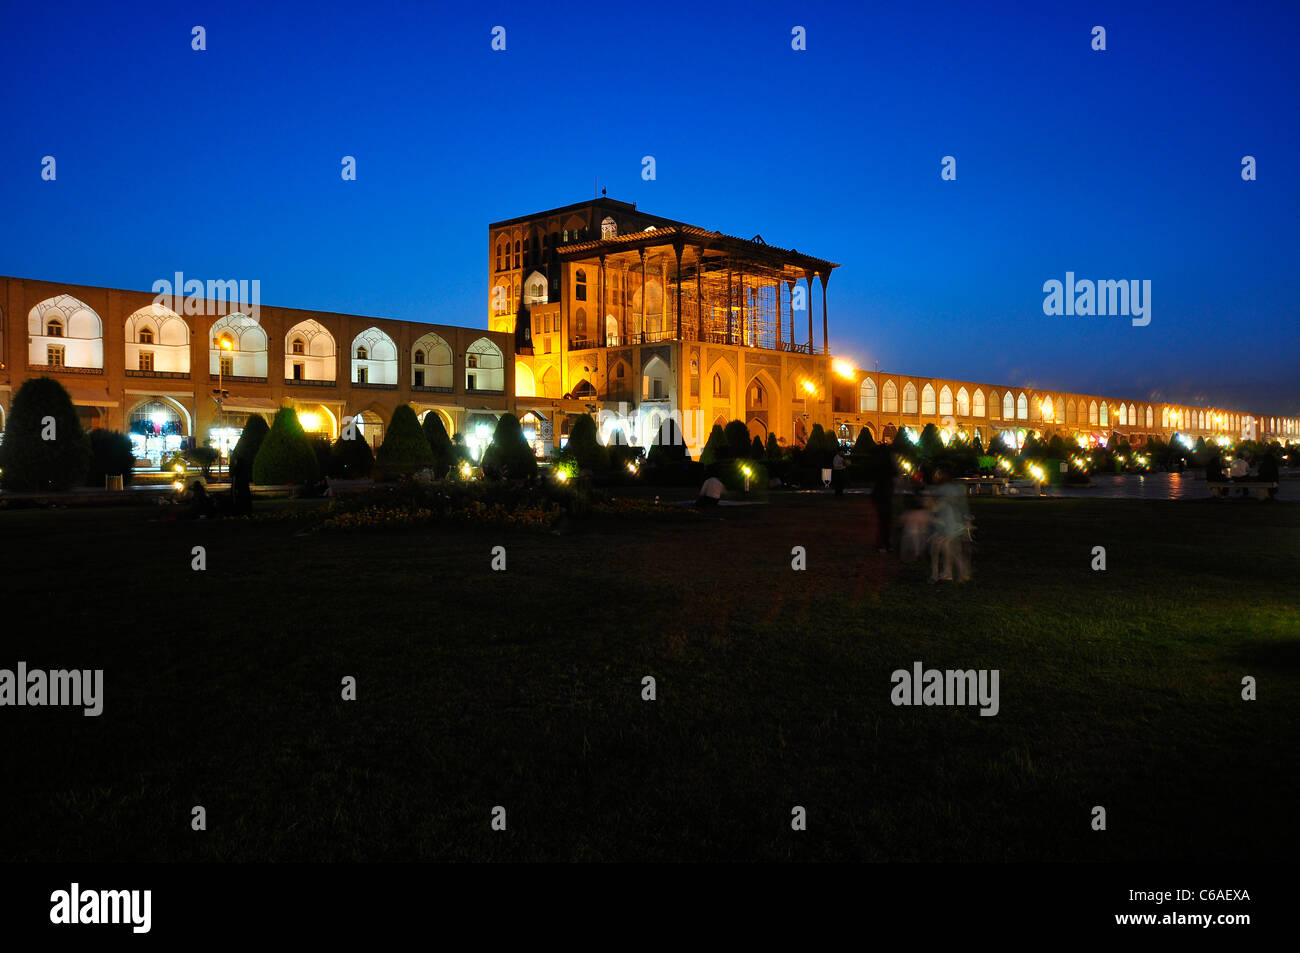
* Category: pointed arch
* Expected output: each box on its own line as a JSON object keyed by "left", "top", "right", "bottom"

{"left": 284, "top": 319, "right": 335, "bottom": 382}
{"left": 465, "top": 337, "right": 505, "bottom": 392}
{"left": 210, "top": 312, "right": 267, "bottom": 378}
{"left": 411, "top": 331, "right": 453, "bottom": 388}
{"left": 955, "top": 386, "right": 969, "bottom": 417}
{"left": 539, "top": 365, "right": 560, "bottom": 399}
{"left": 643, "top": 356, "right": 671, "bottom": 401}
{"left": 351, "top": 327, "right": 398, "bottom": 385}
{"left": 1003, "top": 392, "right": 1014, "bottom": 419}
{"left": 1066, "top": 399, "right": 1077, "bottom": 424}
{"left": 882, "top": 379, "right": 899, "bottom": 414}
{"left": 859, "top": 377, "right": 877, "bottom": 412}
{"left": 921, "top": 383, "right": 937, "bottom": 415}
{"left": 29, "top": 294, "right": 104, "bottom": 369}
{"left": 1016, "top": 392, "right": 1028, "bottom": 420}
{"left": 972, "top": 388, "right": 985, "bottom": 418}
{"left": 515, "top": 361, "right": 536, "bottom": 398}
{"left": 1090, "top": 400, "right": 1100, "bottom": 425}
{"left": 126, "top": 303, "right": 189, "bottom": 374}
{"left": 902, "top": 381, "right": 919, "bottom": 414}
{"left": 939, "top": 385, "right": 954, "bottom": 417}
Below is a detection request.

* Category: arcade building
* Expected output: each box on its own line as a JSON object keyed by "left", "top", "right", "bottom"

{"left": 0, "top": 197, "right": 1294, "bottom": 470}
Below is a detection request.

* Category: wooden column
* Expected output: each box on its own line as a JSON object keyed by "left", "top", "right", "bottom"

{"left": 639, "top": 248, "right": 647, "bottom": 344}
{"left": 599, "top": 255, "right": 606, "bottom": 347}
{"left": 696, "top": 247, "right": 705, "bottom": 341}
{"left": 819, "top": 272, "right": 830, "bottom": 355}
{"left": 673, "top": 241, "right": 684, "bottom": 342}
{"left": 775, "top": 282, "right": 783, "bottom": 350}
{"left": 805, "top": 271, "right": 815, "bottom": 350}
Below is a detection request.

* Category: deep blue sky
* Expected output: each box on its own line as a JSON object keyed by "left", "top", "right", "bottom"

{"left": 2, "top": 1, "right": 1296, "bottom": 413}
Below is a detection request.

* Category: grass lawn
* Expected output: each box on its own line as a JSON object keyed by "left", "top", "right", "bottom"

{"left": 1, "top": 493, "right": 1296, "bottom": 861}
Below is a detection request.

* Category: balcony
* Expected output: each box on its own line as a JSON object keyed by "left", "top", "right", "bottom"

{"left": 284, "top": 377, "right": 337, "bottom": 387}
{"left": 126, "top": 368, "right": 191, "bottom": 379}
{"left": 412, "top": 384, "right": 454, "bottom": 394}
{"left": 209, "top": 373, "right": 267, "bottom": 384}
{"left": 352, "top": 381, "right": 397, "bottom": 390}
{"left": 27, "top": 362, "right": 102, "bottom": 375}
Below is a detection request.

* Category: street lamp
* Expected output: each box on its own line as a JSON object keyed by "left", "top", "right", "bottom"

{"left": 213, "top": 336, "right": 234, "bottom": 477}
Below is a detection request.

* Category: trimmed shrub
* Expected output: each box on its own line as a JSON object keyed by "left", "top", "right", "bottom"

{"left": 561, "top": 414, "right": 607, "bottom": 471}
{"left": 699, "top": 424, "right": 729, "bottom": 466}
{"left": 309, "top": 435, "right": 333, "bottom": 478}
{"left": 252, "top": 407, "right": 320, "bottom": 485}
{"left": 765, "top": 432, "right": 781, "bottom": 460}
{"left": 482, "top": 413, "right": 538, "bottom": 478}
{"left": 0, "top": 377, "right": 90, "bottom": 491}
{"left": 724, "top": 420, "right": 752, "bottom": 459}
{"left": 646, "top": 417, "right": 689, "bottom": 465}
{"left": 230, "top": 414, "right": 270, "bottom": 466}
{"left": 750, "top": 435, "right": 765, "bottom": 459}
{"left": 852, "top": 426, "right": 875, "bottom": 458}
{"left": 422, "top": 412, "right": 455, "bottom": 478}
{"left": 184, "top": 444, "right": 219, "bottom": 478}
{"left": 376, "top": 405, "right": 435, "bottom": 476}
{"left": 86, "top": 429, "right": 134, "bottom": 487}
{"left": 330, "top": 431, "right": 375, "bottom": 478}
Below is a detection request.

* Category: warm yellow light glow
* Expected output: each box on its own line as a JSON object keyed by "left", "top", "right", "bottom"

{"left": 298, "top": 411, "right": 322, "bottom": 432}
{"left": 219, "top": 337, "right": 233, "bottom": 351}
{"left": 802, "top": 379, "right": 817, "bottom": 395}
{"left": 627, "top": 462, "right": 637, "bottom": 474}
{"left": 741, "top": 465, "right": 752, "bottom": 477}
{"left": 1029, "top": 464, "right": 1045, "bottom": 482}
{"left": 832, "top": 359, "right": 856, "bottom": 379}
{"left": 459, "top": 462, "right": 473, "bottom": 478}
{"left": 172, "top": 463, "right": 184, "bottom": 473}
{"left": 554, "top": 468, "right": 569, "bottom": 483}
{"left": 172, "top": 480, "right": 183, "bottom": 491}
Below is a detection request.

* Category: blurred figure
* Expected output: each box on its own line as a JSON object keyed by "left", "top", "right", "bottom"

{"left": 831, "top": 448, "right": 847, "bottom": 497}
{"left": 930, "top": 470, "right": 972, "bottom": 583}
{"left": 899, "top": 492, "right": 933, "bottom": 562}
{"left": 696, "top": 476, "right": 725, "bottom": 507}
{"left": 870, "top": 446, "right": 898, "bottom": 553}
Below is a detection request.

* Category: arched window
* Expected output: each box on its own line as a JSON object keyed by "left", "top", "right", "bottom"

{"left": 1118, "top": 404, "right": 1128, "bottom": 426}
{"left": 575, "top": 307, "right": 588, "bottom": 337}
{"left": 356, "top": 346, "right": 368, "bottom": 360}
{"left": 972, "top": 389, "right": 985, "bottom": 417}
{"left": 1067, "top": 400, "right": 1077, "bottom": 424}
{"left": 1003, "top": 392, "right": 1014, "bottom": 419}
{"left": 496, "top": 242, "right": 504, "bottom": 271}
{"left": 514, "top": 240, "right": 521, "bottom": 268}
{"left": 46, "top": 318, "right": 64, "bottom": 337}
{"left": 414, "top": 349, "right": 425, "bottom": 365}
{"left": 859, "top": 378, "right": 877, "bottom": 412}
{"left": 601, "top": 216, "right": 617, "bottom": 239}
{"left": 292, "top": 338, "right": 305, "bottom": 354}
{"left": 1145, "top": 406, "right": 1153, "bottom": 428}
{"left": 749, "top": 381, "right": 765, "bottom": 407}
{"left": 1041, "top": 396, "right": 1053, "bottom": 420}
{"left": 1129, "top": 404, "right": 1136, "bottom": 426}
{"left": 1090, "top": 401, "right": 1100, "bottom": 425}
{"left": 712, "top": 373, "right": 725, "bottom": 397}
{"left": 921, "top": 384, "right": 936, "bottom": 415}
{"left": 575, "top": 269, "right": 587, "bottom": 302}
{"left": 939, "top": 385, "right": 953, "bottom": 416}
{"left": 882, "top": 380, "right": 899, "bottom": 413}
{"left": 956, "top": 387, "right": 969, "bottom": 417}
{"left": 1100, "top": 403, "right": 1110, "bottom": 426}
{"left": 139, "top": 326, "right": 154, "bottom": 344}
{"left": 903, "top": 382, "right": 919, "bottom": 414}
{"left": 1016, "top": 393, "right": 1028, "bottom": 420}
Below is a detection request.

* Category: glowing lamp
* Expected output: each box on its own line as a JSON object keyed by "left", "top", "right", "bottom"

{"left": 832, "top": 359, "right": 856, "bottom": 379}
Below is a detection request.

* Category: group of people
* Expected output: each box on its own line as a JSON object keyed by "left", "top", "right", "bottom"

{"left": 1205, "top": 451, "right": 1280, "bottom": 497}
{"left": 867, "top": 449, "right": 973, "bottom": 582}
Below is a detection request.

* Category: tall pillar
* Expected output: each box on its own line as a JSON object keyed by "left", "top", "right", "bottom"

{"left": 673, "top": 241, "right": 684, "bottom": 342}
{"left": 819, "top": 273, "right": 829, "bottom": 355}
{"left": 805, "top": 271, "right": 815, "bottom": 351}
{"left": 696, "top": 248, "right": 705, "bottom": 341}
{"left": 775, "top": 282, "right": 783, "bottom": 350}
{"left": 726, "top": 268, "right": 734, "bottom": 343}
{"left": 599, "top": 254, "right": 607, "bottom": 347}
{"left": 786, "top": 280, "right": 796, "bottom": 348}
{"left": 638, "top": 248, "right": 647, "bottom": 344}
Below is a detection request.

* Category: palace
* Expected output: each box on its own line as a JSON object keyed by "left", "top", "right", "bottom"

{"left": 0, "top": 196, "right": 1295, "bottom": 466}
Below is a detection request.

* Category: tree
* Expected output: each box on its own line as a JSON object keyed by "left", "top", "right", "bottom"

{"left": 647, "top": 417, "right": 689, "bottom": 465}
{"left": 230, "top": 414, "right": 269, "bottom": 466}
{"left": 252, "top": 407, "right": 320, "bottom": 485}
{"left": 184, "top": 444, "right": 220, "bottom": 479}
{"left": 330, "top": 430, "right": 374, "bottom": 478}
{"left": 851, "top": 426, "right": 875, "bottom": 458}
{"left": 561, "top": 414, "right": 607, "bottom": 471}
{"left": 751, "top": 435, "right": 766, "bottom": 458}
{"left": 765, "top": 432, "right": 781, "bottom": 460}
{"left": 482, "top": 413, "right": 537, "bottom": 477}
{"left": 0, "top": 377, "right": 90, "bottom": 491}
{"left": 86, "top": 429, "right": 134, "bottom": 487}
{"left": 918, "top": 423, "right": 944, "bottom": 460}
{"left": 724, "top": 420, "right": 751, "bottom": 459}
{"left": 699, "top": 424, "right": 729, "bottom": 466}
{"left": 422, "top": 412, "right": 455, "bottom": 478}
{"left": 376, "top": 405, "right": 434, "bottom": 474}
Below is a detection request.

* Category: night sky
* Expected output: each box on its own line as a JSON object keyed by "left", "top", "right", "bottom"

{"left": 2, "top": 1, "right": 1296, "bottom": 413}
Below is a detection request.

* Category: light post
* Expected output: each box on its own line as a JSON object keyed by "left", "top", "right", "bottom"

{"left": 213, "top": 337, "right": 233, "bottom": 478}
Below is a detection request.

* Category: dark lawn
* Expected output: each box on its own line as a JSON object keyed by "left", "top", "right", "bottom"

{"left": 1, "top": 494, "right": 1296, "bottom": 861}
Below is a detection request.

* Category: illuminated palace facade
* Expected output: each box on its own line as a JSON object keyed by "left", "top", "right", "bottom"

{"left": 0, "top": 196, "right": 1296, "bottom": 466}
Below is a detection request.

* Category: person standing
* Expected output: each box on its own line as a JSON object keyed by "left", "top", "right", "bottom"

{"left": 870, "top": 447, "right": 898, "bottom": 553}
{"left": 832, "top": 448, "right": 847, "bottom": 497}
